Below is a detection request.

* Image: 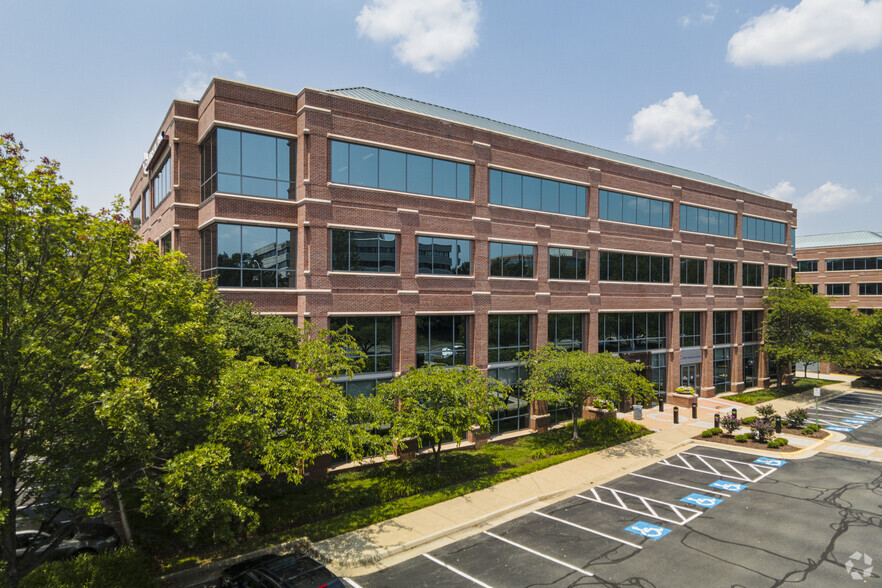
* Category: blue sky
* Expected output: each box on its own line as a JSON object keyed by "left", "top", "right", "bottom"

{"left": 3, "top": 0, "right": 881, "bottom": 236}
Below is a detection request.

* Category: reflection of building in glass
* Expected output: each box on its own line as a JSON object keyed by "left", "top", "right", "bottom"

{"left": 131, "top": 78, "right": 797, "bottom": 435}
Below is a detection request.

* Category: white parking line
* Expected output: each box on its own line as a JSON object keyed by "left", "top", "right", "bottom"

{"left": 343, "top": 578, "right": 365, "bottom": 588}
{"left": 576, "top": 486, "right": 702, "bottom": 525}
{"left": 532, "top": 511, "right": 643, "bottom": 549}
{"left": 423, "top": 554, "right": 495, "bottom": 588}
{"left": 660, "top": 452, "right": 775, "bottom": 482}
{"left": 628, "top": 473, "right": 732, "bottom": 497}
{"left": 483, "top": 531, "right": 594, "bottom": 576}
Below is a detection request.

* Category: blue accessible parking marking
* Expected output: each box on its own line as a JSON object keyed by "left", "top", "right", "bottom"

{"left": 624, "top": 521, "right": 672, "bottom": 540}
{"left": 825, "top": 426, "right": 853, "bottom": 432}
{"left": 843, "top": 419, "right": 868, "bottom": 425}
{"left": 680, "top": 493, "right": 723, "bottom": 508}
{"left": 852, "top": 415, "right": 877, "bottom": 420}
{"left": 709, "top": 480, "right": 747, "bottom": 492}
{"left": 753, "top": 457, "right": 787, "bottom": 467}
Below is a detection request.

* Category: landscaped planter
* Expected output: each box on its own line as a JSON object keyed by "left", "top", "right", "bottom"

{"left": 393, "top": 438, "right": 419, "bottom": 460}
{"left": 304, "top": 453, "right": 332, "bottom": 480}
{"left": 530, "top": 413, "right": 550, "bottom": 433}
{"left": 668, "top": 393, "right": 699, "bottom": 409}
{"left": 467, "top": 425, "right": 492, "bottom": 449}
{"left": 583, "top": 407, "right": 616, "bottom": 420}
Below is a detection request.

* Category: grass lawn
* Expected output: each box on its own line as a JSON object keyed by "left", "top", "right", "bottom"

{"left": 726, "top": 378, "right": 840, "bottom": 405}
{"left": 149, "top": 417, "right": 649, "bottom": 573}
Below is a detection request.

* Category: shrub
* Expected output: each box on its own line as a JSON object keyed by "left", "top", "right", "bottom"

{"left": 756, "top": 404, "right": 778, "bottom": 420}
{"left": 767, "top": 438, "right": 789, "bottom": 448}
{"left": 742, "top": 416, "right": 757, "bottom": 425}
{"left": 785, "top": 408, "right": 808, "bottom": 428}
{"left": 719, "top": 413, "right": 742, "bottom": 435}
{"left": 592, "top": 398, "right": 616, "bottom": 411}
{"left": 747, "top": 431, "right": 756, "bottom": 439}
{"left": 734, "top": 434, "right": 749, "bottom": 443}
{"left": 21, "top": 547, "right": 159, "bottom": 588}
{"left": 802, "top": 423, "right": 821, "bottom": 435}
{"left": 675, "top": 386, "right": 696, "bottom": 395}
{"left": 751, "top": 419, "right": 776, "bottom": 443}
{"left": 701, "top": 429, "right": 715, "bottom": 438}
{"left": 710, "top": 427, "right": 722, "bottom": 435}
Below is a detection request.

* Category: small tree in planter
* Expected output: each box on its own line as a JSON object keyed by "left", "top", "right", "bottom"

{"left": 720, "top": 413, "right": 742, "bottom": 436}
{"left": 785, "top": 407, "right": 808, "bottom": 428}
{"left": 675, "top": 386, "right": 697, "bottom": 396}
{"left": 751, "top": 419, "right": 776, "bottom": 443}
{"left": 756, "top": 404, "right": 778, "bottom": 420}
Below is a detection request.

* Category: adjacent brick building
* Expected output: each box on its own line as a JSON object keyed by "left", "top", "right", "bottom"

{"left": 130, "top": 78, "right": 797, "bottom": 433}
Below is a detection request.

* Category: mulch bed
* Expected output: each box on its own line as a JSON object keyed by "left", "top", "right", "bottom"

{"left": 693, "top": 426, "right": 830, "bottom": 453}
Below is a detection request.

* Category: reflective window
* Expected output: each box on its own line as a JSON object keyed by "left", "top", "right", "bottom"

{"left": 416, "top": 315, "right": 468, "bottom": 368}
{"left": 549, "top": 247, "right": 587, "bottom": 280}
{"left": 680, "top": 204, "right": 735, "bottom": 237}
{"left": 796, "top": 260, "right": 818, "bottom": 273}
{"left": 713, "top": 261, "right": 736, "bottom": 286}
{"left": 714, "top": 311, "right": 731, "bottom": 345}
{"left": 548, "top": 314, "right": 583, "bottom": 351}
{"left": 488, "top": 365, "right": 529, "bottom": 435}
{"left": 488, "top": 314, "right": 531, "bottom": 363}
{"left": 859, "top": 283, "right": 882, "bottom": 296}
{"left": 336, "top": 377, "right": 393, "bottom": 398}
{"left": 714, "top": 347, "right": 731, "bottom": 393}
{"left": 826, "top": 257, "right": 882, "bottom": 272}
{"left": 743, "top": 263, "right": 763, "bottom": 287}
{"left": 599, "top": 190, "right": 671, "bottom": 228}
{"left": 826, "top": 283, "right": 850, "bottom": 296}
{"left": 743, "top": 311, "right": 761, "bottom": 343}
{"left": 417, "top": 236, "right": 471, "bottom": 275}
{"left": 160, "top": 233, "right": 172, "bottom": 254}
{"left": 152, "top": 156, "right": 172, "bottom": 206}
{"left": 331, "top": 229, "right": 396, "bottom": 273}
{"left": 331, "top": 140, "right": 470, "bottom": 201}
{"left": 201, "top": 128, "right": 292, "bottom": 201}
{"left": 680, "top": 312, "right": 701, "bottom": 347}
{"left": 598, "top": 313, "right": 666, "bottom": 353}
{"left": 201, "top": 223, "right": 293, "bottom": 288}
{"left": 599, "top": 252, "right": 670, "bottom": 283}
{"left": 680, "top": 258, "right": 705, "bottom": 285}
{"left": 768, "top": 265, "right": 787, "bottom": 285}
{"left": 489, "top": 242, "right": 534, "bottom": 278}
{"left": 330, "top": 316, "right": 394, "bottom": 374}
{"left": 131, "top": 199, "right": 141, "bottom": 231}
{"left": 742, "top": 215, "right": 786, "bottom": 244}
{"left": 489, "top": 169, "right": 586, "bottom": 216}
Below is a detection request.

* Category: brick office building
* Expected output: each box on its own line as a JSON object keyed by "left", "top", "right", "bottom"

{"left": 130, "top": 79, "right": 796, "bottom": 432}
{"left": 795, "top": 231, "right": 882, "bottom": 315}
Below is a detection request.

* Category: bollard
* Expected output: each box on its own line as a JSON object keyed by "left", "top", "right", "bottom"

{"left": 658, "top": 396, "right": 665, "bottom": 412}
{"left": 714, "top": 413, "right": 720, "bottom": 429}
{"left": 775, "top": 415, "right": 782, "bottom": 433}
{"left": 673, "top": 406, "right": 679, "bottom": 424}
{"left": 732, "top": 408, "right": 737, "bottom": 419}
{"left": 692, "top": 402, "right": 698, "bottom": 419}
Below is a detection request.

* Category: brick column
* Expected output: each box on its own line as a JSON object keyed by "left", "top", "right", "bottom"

{"left": 700, "top": 310, "right": 714, "bottom": 396}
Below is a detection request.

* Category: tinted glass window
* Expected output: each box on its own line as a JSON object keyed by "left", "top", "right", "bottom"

{"left": 417, "top": 236, "right": 471, "bottom": 275}
{"left": 331, "top": 229, "right": 396, "bottom": 273}
{"left": 488, "top": 169, "right": 585, "bottom": 216}
{"left": 600, "top": 190, "right": 670, "bottom": 228}
{"left": 202, "top": 223, "right": 293, "bottom": 288}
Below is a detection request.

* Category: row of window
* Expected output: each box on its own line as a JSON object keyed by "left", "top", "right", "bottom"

{"left": 330, "top": 311, "right": 759, "bottom": 376}
{"left": 201, "top": 225, "right": 791, "bottom": 287}
{"left": 817, "top": 283, "right": 882, "bottom": 296}
{"left": 798, "top": 257, "right": 882, "bottom": 273}
{"left": 136, "top": 129, "right": 791, "bottom": 251}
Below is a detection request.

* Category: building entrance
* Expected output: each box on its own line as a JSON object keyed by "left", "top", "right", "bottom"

{"left": 680, "top": 364, "right": 700, "bottom": 390}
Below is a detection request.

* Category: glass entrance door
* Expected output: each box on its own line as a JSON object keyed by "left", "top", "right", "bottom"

{"left": 680, "top": 364, "right": 700, "bottom": 390}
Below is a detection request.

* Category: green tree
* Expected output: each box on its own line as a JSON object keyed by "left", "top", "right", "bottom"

{"left": 218, "top": 301, "right": 300, "bottom": 366}
{"left": 762, "top": 281, "right": 870, "bottom": 386}
{"left": 374, "top": 366, "right": 507, "bottom": 473}
{"left": 520, "top": 345, "right": 655, "bottom": 440}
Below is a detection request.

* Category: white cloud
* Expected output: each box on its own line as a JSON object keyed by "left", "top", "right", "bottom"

{"left": 176, "top": 52, "right": 247, "bottom": 100}
{"left": 627, "top": 92, "right": 716, "bottom": 152}
{"left": 356, "top": 0, "right": 479, "bottom": 73}
{"left": 764, "top": 180, "right": 797, "bottom": 201}
{"left": 727, "top": 0, "right": 882, "bottom": 66}
{"left": 679, "top": 1, "right": 718, "bottom": 27}
{"left": 797, "top": 182, "right": 869, "bottom": 213}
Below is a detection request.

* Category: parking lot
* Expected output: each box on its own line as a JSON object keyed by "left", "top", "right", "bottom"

{"left": 813, "top": 390, "right": 882, "bottom": 446}
{"left": 349, "top": 442, "right": 881, "bottom": 587}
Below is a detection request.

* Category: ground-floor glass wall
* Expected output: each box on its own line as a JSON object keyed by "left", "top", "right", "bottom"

{"left": 714, "top": 347, "right": 732, "bottom": 394}
{"left": 487, "top": 364, "right": 530, "bottom": 434}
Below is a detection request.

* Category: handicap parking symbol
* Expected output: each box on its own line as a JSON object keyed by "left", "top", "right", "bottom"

{"left": 843, "top": 419, "right": 867, "bottom": 425}
{"left": 825, "top": 426, "right": 853, "bottom": 432}
{"left": 753, "top": 457, "right": 787, "bottom": 467}
{"left": 852, "top": 415, "right": 876, "bottom": 421}
{"left": 624, "top": 521, "right": 672, "bottom": 541}
{"left": 680, "top": 493, "right": 723, "bottom": 508}
{"left": 709, "top": 480, "right": 746, "bottom": 492}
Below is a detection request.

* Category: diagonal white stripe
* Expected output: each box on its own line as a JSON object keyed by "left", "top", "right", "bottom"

{"left": 483, "top": 531, "right": 594, "bottom": 576}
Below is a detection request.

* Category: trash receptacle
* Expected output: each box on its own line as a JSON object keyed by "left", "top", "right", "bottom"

{"left": 633, "top": 404, "right": 643, "bottom": 420}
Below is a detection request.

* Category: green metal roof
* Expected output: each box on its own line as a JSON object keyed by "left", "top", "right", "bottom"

{"left": 326, "top": 87, "right": 765, "bottom": 197}
{"left": 796, "top": 231, "right": 882, "bottom": 250}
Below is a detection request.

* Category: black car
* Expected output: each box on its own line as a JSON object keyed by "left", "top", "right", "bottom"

{"left": 15, "top": 523, "right": 120, "bottom": 561}
{"left": 218, "top": 552, "right": 345, "bottom": 588}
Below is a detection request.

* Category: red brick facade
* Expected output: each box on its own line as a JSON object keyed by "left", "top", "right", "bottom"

{"left": 130, "top": 79, "right": 797, "bottom": 401}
